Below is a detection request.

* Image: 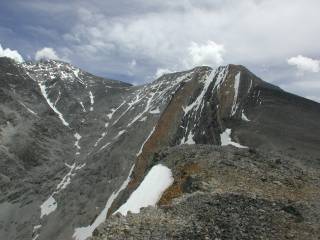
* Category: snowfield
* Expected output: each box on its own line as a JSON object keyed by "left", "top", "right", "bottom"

{"left": 241, "top": 110, "right": 251, "bottom": 122}
{"left": 220, "top": 128, "right": 248, "bottom": 148}
{"left": 115, "top": 164, "right": 174, "bottom": 216}
{"left": 40, "top": 196, "right": 57, "bottom": 218}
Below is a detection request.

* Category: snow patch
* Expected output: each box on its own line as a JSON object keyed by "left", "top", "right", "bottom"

{"left": 40, "top": 196, "right": 57, "bottom": 218}
{"left": 213, "top": 66, "right": 229, "bottom": 90}
{"left": 56, "top": 163, "right": 75, "bottom": 191}
{"left": 127, "top": 91, "right": 157, "bottom": 127}
{"left": 32, "top": 224, "right": 42, "bottom": 239}
{"left": 54, "top": 91, "right": 61, "bottom": 106}
{"left": 241, "top": 110, "right": 250, "bottom": 122}
{"left": 32, "top": 234, "right": 39, "bottom": 240}
{"left": 19, "top": 101, "right": 38, "bottom": 116}
{"left": 114, "top": 130, "right": 126, "bottom": 139}
{"left": 74, "top": 133, "right": 82, "bottom": 150}
{"left": 99, "top": 142, "right": 111, "bottom": 151}
{"left": 183, "top": 69, "right": 215, "bottom": 116}
{"left": 230, "top": 72, "right": 241, "bottom": 116}
{"left": 94, "top": 132, "right": 107, "bottom": 147}
{"left": 115, "top": 164, "right": 173, "bottom": 216}
{"left": 38, "top": 81, "right": 69, "bottom": 126}
{"left": 107, "top": 101, "right": 126, "bottom": 120}
{"left": 89, "top": 91, "right": 94, "bottom": 104}
{"left": 73, "top": 69, "right": 80, "bottom": 78}
{"left": 112, "top": 94, "right": 146, "bottom": 126}
{"left": 181, "top": 131, "right": 195, "bottom": 145}
{"left": 89, "top": 91, "right": 94, "bottom": 111}
{"left": 150, "top": 107, "right": 160, "bottom": 114}
{"left": 79, "top": 101, "right": 86, "bottom": 112}
{"left": 139, "top": 116, "right": 147, "bottom": 122}
{"left": 107, "top": 108, "right": 116, "bottom": 119}
{"left": 56, "top": 162, "right": 86, "bottom": 192}
{"left": 220, "top": 128, "right": 247, "bottom": 148}
{"left": 33, "top": 225, "right": 42, "bottom": 231}
{"left": 137, "top": 127, "right": 155, "bottom": 156}
{"left": 248, "top": 79, "right": 253, "bottom": 93}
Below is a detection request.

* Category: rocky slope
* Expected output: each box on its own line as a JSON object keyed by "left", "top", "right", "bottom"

{"left": 0, "top": 57, "right": 319, "bottom": 240}
{"left": 94, "top": 145, "right": 320, "bottom": 239}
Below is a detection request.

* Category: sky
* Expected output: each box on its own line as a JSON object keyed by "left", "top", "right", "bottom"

{"left": 0, "top": 0, "right": 319, "bottom": 102}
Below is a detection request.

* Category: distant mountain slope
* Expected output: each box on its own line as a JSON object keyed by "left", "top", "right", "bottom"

{"left": 0, "top": 57, "right": 319, "bottom": 240}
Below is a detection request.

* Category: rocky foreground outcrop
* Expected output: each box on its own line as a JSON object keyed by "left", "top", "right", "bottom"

{"left": 93, "top": 145, "right": 320, "bottom": 240}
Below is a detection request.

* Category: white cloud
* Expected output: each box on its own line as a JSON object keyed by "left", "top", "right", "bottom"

{"left": 0, "top": 44, "right": 24, "bottom": 63}
{"left": 66, "top": 0, "right": 320, "bottom": 68}
{"left": 35, "top": 47, "right": 60, "bottom": 61}
{"left": 287, "top": 55, "right": 320, "bottom": 73}
{"left": 186, "top": 41, "right": 225, "bottom": 68}
{"left": 154, "top": 68, "right": 173, "bottom": 79}
{"left": 16, "top": 0, "right": 320, "bottom": 99}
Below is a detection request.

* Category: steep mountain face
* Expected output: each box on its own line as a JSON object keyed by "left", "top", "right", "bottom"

{"left": 0, "top": 57, "right": 319, "bottom": 240}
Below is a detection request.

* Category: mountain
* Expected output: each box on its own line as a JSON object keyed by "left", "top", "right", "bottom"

{"left": 0, "top": 57, "right": 319, "bottom": 240}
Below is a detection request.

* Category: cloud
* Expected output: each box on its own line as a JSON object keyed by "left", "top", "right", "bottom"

{"left": 35, "top": 47, "right": 61, "bottom": 61}
{"left": 60, "top": 1, "right": 320, "bottom": 78}
{"left": 0, "top": 44, "right": 24, "bottom": 63}
{"left": 186, "top": 41, "right": 225, "bottom": 68}
{"left": 287, "top": 55, "right": 320, "bottom": 73}
{"left": 3, "top": 0, "right": 320, "bottom": 100}
{"left": 154, "top": 68, "right": 173, "bottom": 79}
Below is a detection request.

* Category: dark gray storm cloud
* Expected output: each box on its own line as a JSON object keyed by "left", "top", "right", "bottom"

{"left": 0, "top": 0, "right": 319, "bottom": 101}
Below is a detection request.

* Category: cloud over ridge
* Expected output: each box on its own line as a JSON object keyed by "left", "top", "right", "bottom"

{"left": 1, "top": 0, "right": 320, "bottom": 101}
{"left": 0, "top": 44, "right": 24, "bottom": 63}
{"left": 35, "top": 47, "right": 61, "bottom": 61}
